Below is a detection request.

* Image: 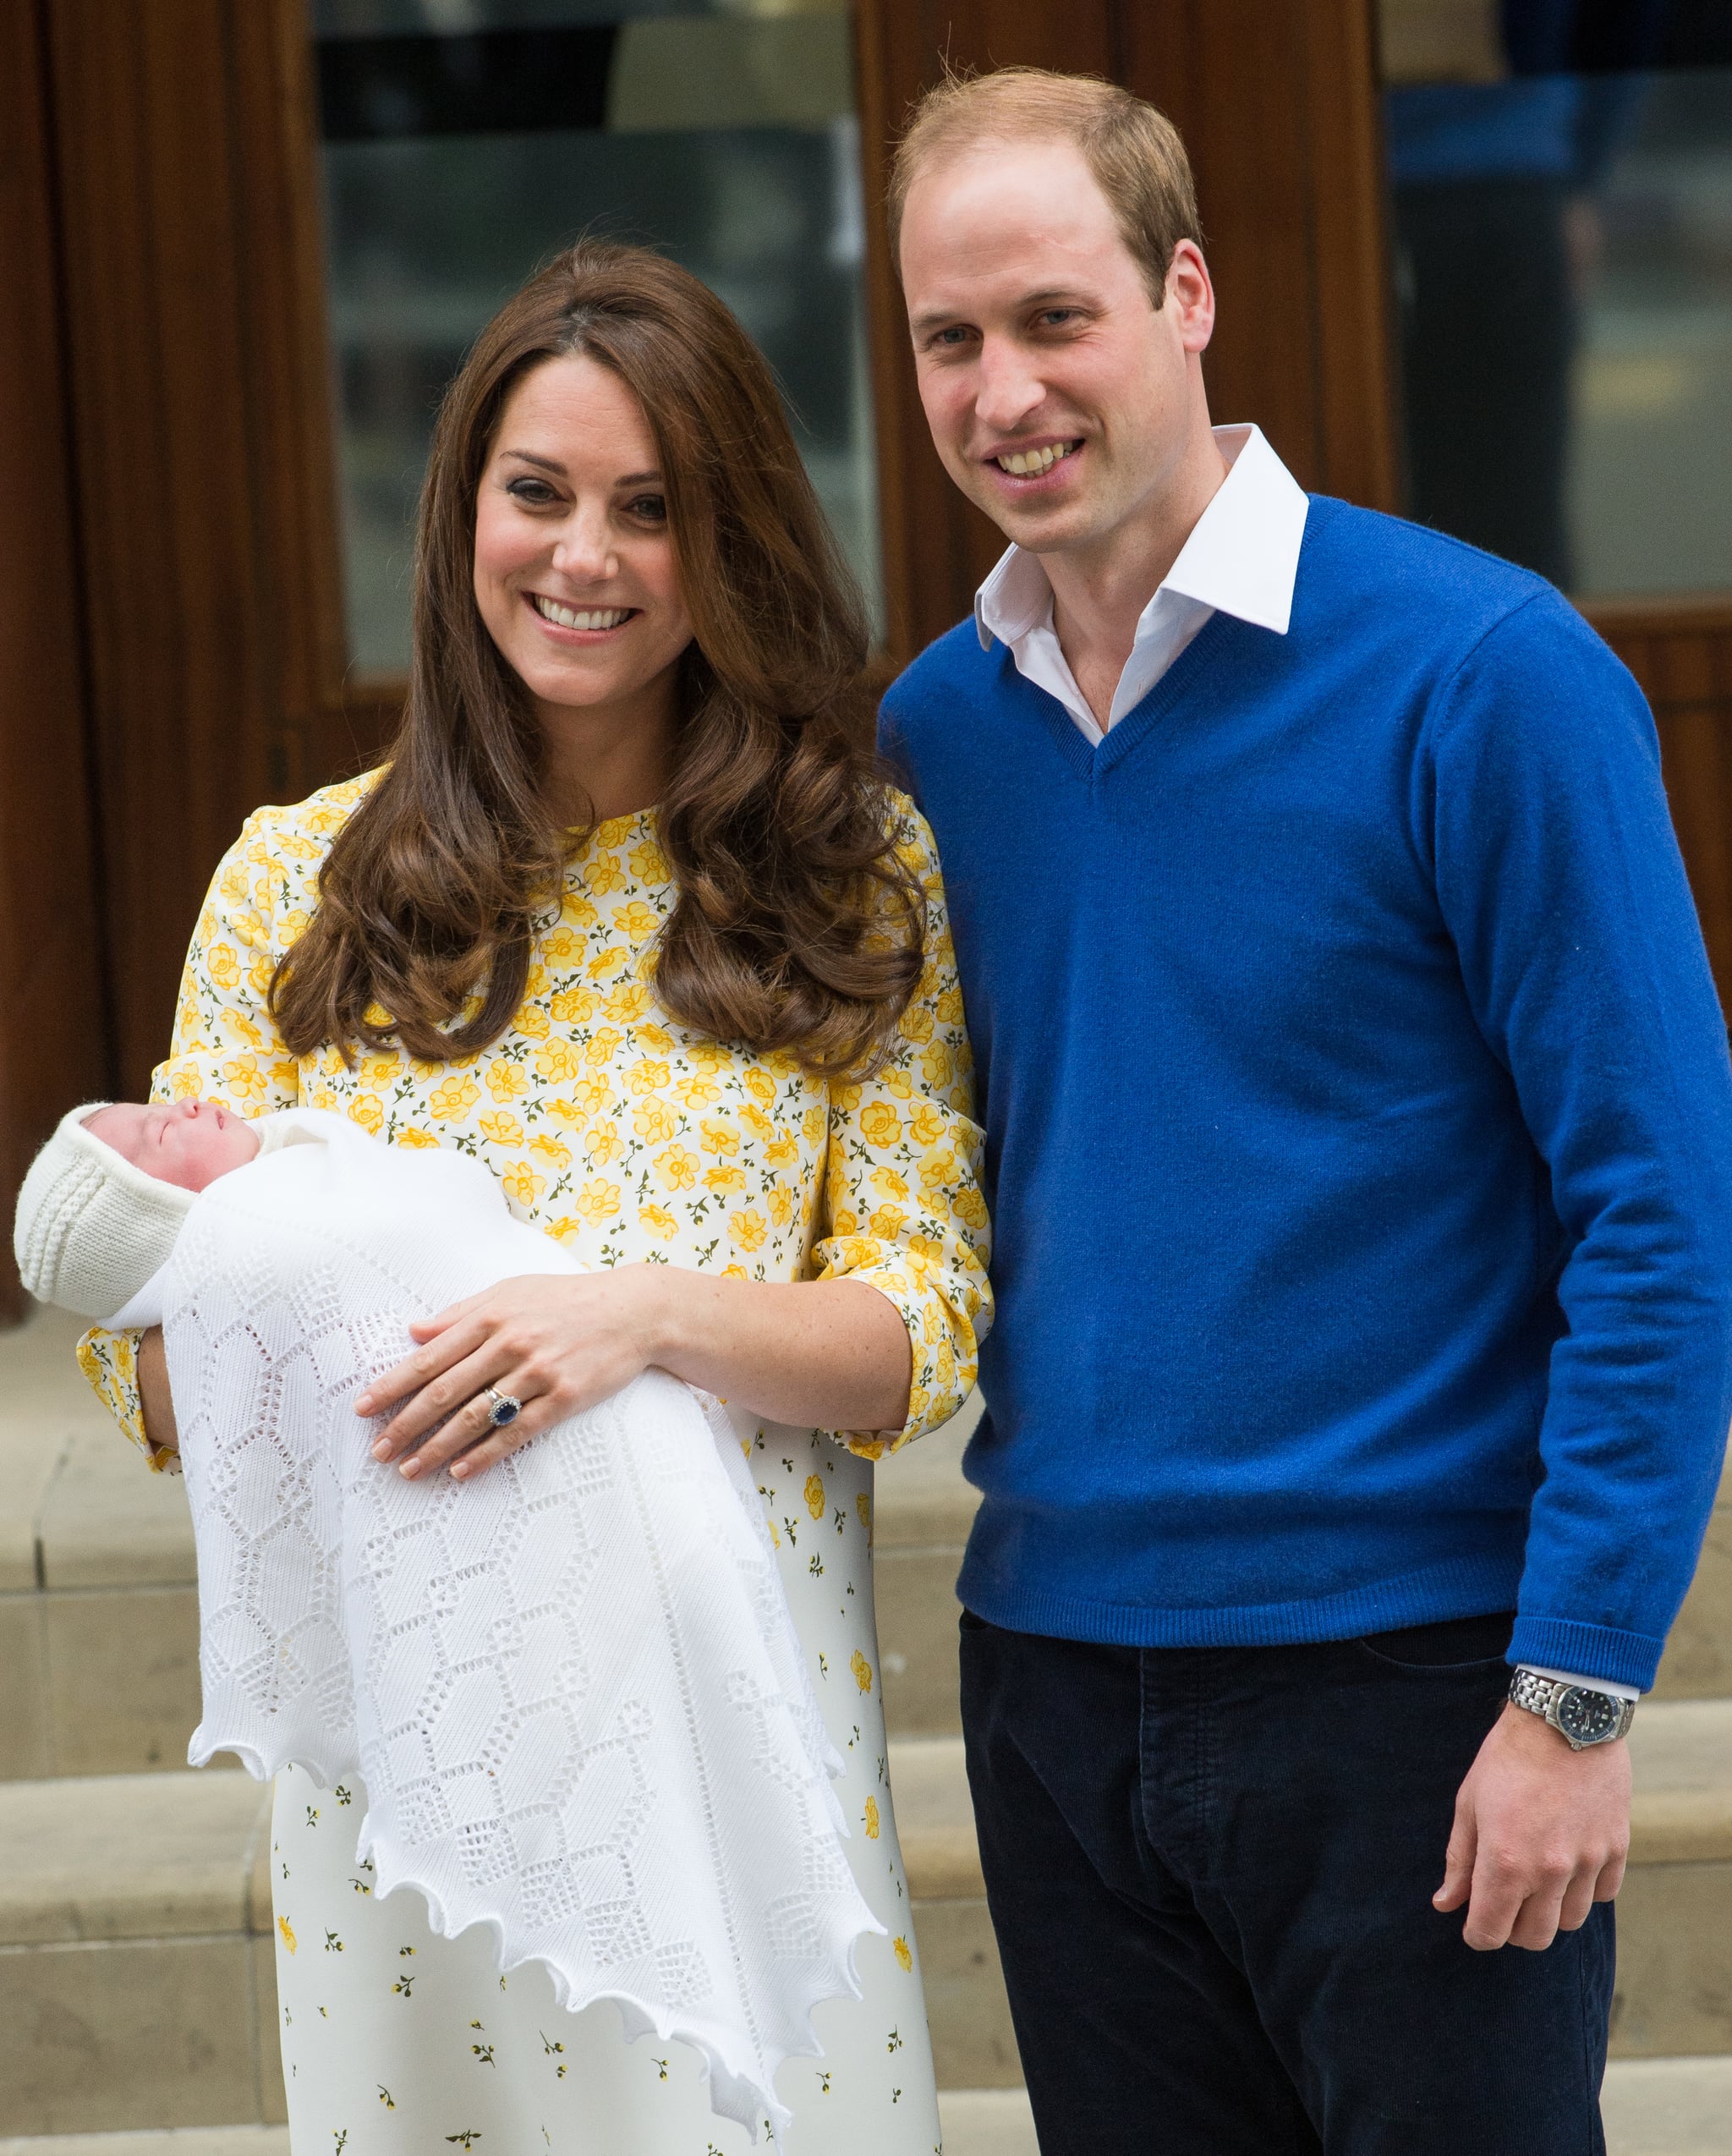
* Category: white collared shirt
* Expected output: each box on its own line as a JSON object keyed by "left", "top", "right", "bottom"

{"left": 973, "top": 423, "right": 1310, "bottom": 743}
{"left": 970, "top": 422, "right": 1642, "bottom": 1707}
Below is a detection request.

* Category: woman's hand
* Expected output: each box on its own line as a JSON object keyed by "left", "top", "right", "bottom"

{"left": 358, "top": 1270, "right": 667, "bottom": 1482}
{"left": 357, "top": 1266, "right": 912, "bottom": 1481}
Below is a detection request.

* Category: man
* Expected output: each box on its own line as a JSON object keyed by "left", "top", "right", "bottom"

{"left": 877, "top": 66, "right": 1732, "bottom": 2156}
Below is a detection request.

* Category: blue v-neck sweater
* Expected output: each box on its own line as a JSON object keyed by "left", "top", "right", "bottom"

{"left": 880, "top": 497, "right": 1732, "bottom": 1690}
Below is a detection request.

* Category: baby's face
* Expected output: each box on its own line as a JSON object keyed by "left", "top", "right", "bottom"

{"left": 84, "top": 1099, "right": 260, "bottom": 1193}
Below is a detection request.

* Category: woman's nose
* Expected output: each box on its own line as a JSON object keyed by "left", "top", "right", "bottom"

{"left": 551, "top": 512, "right": 617, "bottom": 584}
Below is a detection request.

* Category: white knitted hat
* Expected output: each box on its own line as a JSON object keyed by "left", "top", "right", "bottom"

{"left": 13, "top": 1104, "right": 196, "bottom": 1319}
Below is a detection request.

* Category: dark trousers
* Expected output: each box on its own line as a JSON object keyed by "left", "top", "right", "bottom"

{"left": 959, "top": 1609, "right": 1614, "bottom": 2155}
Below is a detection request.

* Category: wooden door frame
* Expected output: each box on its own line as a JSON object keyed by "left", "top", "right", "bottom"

{"left": 0, "top": 1, "right": 113, "bottom": 1319}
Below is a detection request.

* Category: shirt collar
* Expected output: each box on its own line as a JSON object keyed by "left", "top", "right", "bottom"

{"left": 974, "top": 423, "right": 1309, "bottom": 650}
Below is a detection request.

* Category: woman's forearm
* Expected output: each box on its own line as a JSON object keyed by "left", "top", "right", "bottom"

{"left": 645, "top": 1272, "right": 912, "bottom": 1435}
{"left": 366, "top": 1266, "right": 915, "bottom": 1478}
{"left": 139, "top": 1326, "right": 181, "bottom": 1454}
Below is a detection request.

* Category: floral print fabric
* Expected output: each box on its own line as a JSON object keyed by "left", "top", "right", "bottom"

{"left": 74, "top": 771, "right": 988, "bottom": 2148}
{"left": 78, "top": 772, "right": 991, "bottom": 1465}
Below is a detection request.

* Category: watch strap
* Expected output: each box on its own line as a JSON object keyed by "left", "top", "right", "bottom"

{"left": 1509, "top": 1667, "right": 1636, "bottom": 1747}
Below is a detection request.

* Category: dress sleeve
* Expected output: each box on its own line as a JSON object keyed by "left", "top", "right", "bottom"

{"left": 78, "top": 807, "right": 307, "bottom": 1469}
{"left": 810, "top": 799, "right": 994, "bottom": 1456}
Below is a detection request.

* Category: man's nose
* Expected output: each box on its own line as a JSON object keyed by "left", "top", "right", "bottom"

{"left": 973, "top": 337, "right": 1047, "bottom": 436}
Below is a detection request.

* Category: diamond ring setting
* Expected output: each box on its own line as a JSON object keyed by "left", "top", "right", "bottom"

{"left": 484, "top": 1386, "right": 523, "bottom": 1429}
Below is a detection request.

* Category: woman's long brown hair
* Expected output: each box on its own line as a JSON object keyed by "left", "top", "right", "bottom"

{"left": 271, "top": 242, "right": 924, "bottom": 1076}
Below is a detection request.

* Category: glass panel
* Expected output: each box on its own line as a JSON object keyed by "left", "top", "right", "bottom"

{"left": 1378, "top": 2, "right": 1732, "bottom": 596}
{"left": 310, "top": 0, "right": 879, "bottom": 672}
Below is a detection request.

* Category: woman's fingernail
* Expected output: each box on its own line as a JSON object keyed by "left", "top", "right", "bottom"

{"left": 355, "top": 1396, "right": 373, "bottom": 1415}
{"left": 372, "top": 1440, "right": 392, "bottom": 1462}
{"left": 450, "top": 1462, "right": 468, "bottom": 1479}
{"left": 400, "top": 1458, "right": 419, "bottom": 1478}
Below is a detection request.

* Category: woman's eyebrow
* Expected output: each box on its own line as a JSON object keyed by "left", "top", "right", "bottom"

{"left": 498, "top": 453, "right": 661, "bottom": 487}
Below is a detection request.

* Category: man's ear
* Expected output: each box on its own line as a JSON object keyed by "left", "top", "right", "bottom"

{"left": 1165, "top": 240, "right": 1216, "bottom": 356}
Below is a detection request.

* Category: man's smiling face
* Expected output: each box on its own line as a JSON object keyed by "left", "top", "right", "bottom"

{"left": 898, "top": 136, "right": 1213, "bottom": 566}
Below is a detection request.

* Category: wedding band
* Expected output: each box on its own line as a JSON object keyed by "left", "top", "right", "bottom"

{"left": 484, "top": 1386, "right": 522, "bottom": 1429}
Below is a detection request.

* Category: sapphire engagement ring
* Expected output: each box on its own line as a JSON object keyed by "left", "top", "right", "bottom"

{"left": 484, "top": 1386, "right": 523, "bottom": 1429}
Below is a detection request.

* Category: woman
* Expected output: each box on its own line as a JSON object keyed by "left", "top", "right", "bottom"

{"left": 78, "top": 241, "right": 989, "bottom": 2153}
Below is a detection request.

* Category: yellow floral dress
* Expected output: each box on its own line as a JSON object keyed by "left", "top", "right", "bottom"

{"left": 79, "top": 773, "right": 990, "bottom": 2155}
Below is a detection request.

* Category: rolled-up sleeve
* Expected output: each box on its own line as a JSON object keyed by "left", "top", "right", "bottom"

{"left": 809, "top": 799, "right": 993, "bottom": 1455}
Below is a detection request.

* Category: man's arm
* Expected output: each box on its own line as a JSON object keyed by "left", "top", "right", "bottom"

{"left": 1427, "top": 594, "right": 1732, "bottom": 1946}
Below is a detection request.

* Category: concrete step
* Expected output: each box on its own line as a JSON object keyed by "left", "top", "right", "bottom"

{"left": 0, "top": 2137, "right": 288, "bottom": 2155}
{"left": 0, "top": 1306, "right": 206, "bottom": 1782}
{"left": 1602, "top": 2056, "right": 1732, "bottom": 2154}
{"left": 0, "top": 1771, "right": 282, "bottom": 2137}
{"left": 0, "top": 2063, "right": 1726, "bottom": 2154}
{"left": 888, "top": 1698, "right": 1732, "bottom": 2086}
{"left": 2, "top": 1737, "right": 1729, "bottom": 2138}
{"left": 930, "top": 2067, "right": 1732, "bottom": 2154}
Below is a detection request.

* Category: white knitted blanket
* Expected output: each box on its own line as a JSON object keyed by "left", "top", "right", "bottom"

{"left": 122, "top": 1110, "right": 879, "bottom": 2141}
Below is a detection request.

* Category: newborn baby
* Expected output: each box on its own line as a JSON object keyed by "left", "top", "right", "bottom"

{"left": 14, "top": 1100, "right": 877, "bottom": 2141}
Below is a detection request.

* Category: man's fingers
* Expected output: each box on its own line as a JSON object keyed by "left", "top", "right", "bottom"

{"left": 1593, "top": 1847, "right": 1628, "bottom": 1903}
{"left": 1554, "top": 1867, "right": 1599, "bottom": 1935}
{"left": 1459, "top": 1845, "right": 1535, "bottom": 1951}
{"left": 1433, "top": 1804, "right": 1477, "bottom": 1915}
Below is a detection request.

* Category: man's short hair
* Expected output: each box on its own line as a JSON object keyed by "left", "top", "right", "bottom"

{"left": 887, "top": 66, "right": 1203, "bottom": 309}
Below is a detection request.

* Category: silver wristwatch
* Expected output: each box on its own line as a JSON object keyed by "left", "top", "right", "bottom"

{"left": 1508, "top": 1668, "right": 1635, "bottom": 1751}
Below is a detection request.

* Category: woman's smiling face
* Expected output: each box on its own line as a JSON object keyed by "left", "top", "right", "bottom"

{"left": 472, "top": 352, "right": 694, "bottom": 729}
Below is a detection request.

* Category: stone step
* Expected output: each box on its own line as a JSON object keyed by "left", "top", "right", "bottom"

{"left": 0, "top": 2136, "right": 288, "bottom": 2155}
{"left": 0, "top": 1306, "right": 207, "bottom": 1783}
{"left": 0, "top": 1771, "right": 282, "bottom": 2137}
{"left": 2, "top": 1728, "right": 1729, "bottom": 2139}
{"left": 929, "top": 2068, "right": 1732, "bottom": 2156}
{"left": 2, "top": 2063, "right": 1729, "bottom": 2156}
{"left": 888, "top": 1698, "right": 1732, "bottom": 2087}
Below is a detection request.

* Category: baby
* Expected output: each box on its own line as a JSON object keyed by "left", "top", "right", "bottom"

{"left": 14, "top": 1099, "right": 875, "bottom": 2141}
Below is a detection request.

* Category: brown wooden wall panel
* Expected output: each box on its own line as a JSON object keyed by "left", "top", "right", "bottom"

{"left": 854, "top": 0, "right": 1125, "bottom": 661}
{"left": 41, "top": 0, "right": 359, "bottom": 1097}
{"left": 857, "top": 0, "right": 1400, "bottom": 661}
{"left": 1593, "top": 605, "right": 1732, "bottom": 1008}
{"left": 0, "top": 0, "right": 113, "bottom": 1316}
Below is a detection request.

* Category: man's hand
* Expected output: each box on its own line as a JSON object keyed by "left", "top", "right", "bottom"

{"left": 1434, "top": 1701, "right": 1631, "bottom": 1950}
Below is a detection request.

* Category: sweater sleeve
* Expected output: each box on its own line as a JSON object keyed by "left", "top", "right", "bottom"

{"left": 809, "top": 798, "right": 994, "bottom": 1457}
{"left": 1429, "top": 595, "right": 1732, "bottom": 1689}
{"left": 76, "top": 806, "right": 308, "bottom": 1469}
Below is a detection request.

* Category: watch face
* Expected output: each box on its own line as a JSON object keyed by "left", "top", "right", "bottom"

{"left": 1556, "top": 1687, "right": 1620, "bottom": 1744}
